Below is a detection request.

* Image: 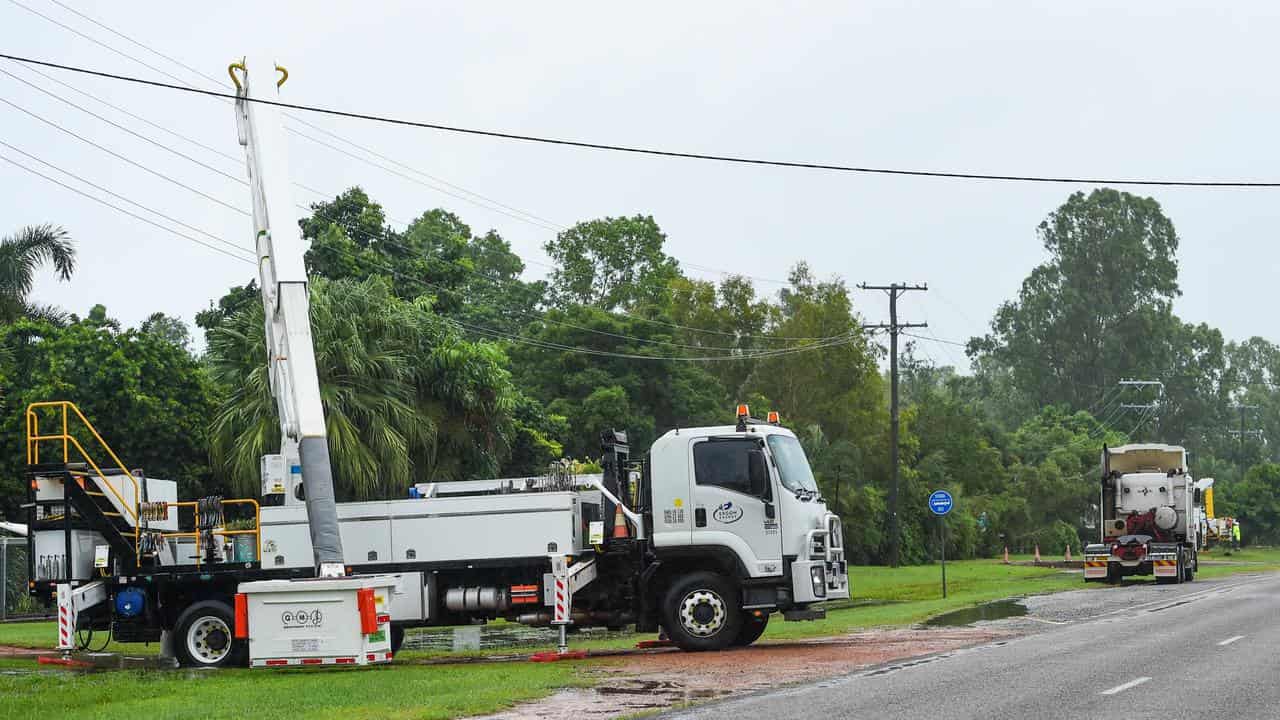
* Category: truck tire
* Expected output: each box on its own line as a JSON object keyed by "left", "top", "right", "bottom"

{"left": 174, "top": 600, "right": 247, "bottom": 668}
{"left": 661, "top": 571, "right": 743, "bottom": 652}
{"left": 391, "top": 625, "right": 406, "bottom": 654}
{"left": 732, "top": 614, "right": 769, "bottom": 647}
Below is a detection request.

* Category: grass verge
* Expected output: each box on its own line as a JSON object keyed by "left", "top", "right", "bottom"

{"left": 0, "top": 658, "right": 585, "bottom": 720}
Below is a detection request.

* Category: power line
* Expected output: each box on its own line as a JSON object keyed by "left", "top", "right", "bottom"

{"left": 5, "top": 59, "right": 241, "bottom": 164}
{"left": 6, "top": 52, "right": 1280, "bottom": 189}
{"left": 4, "top": 6, "right": 799, "bottom": 286}
{"left": 0, "top": 65, "right": 246, "bottom": 185}
{"left": 0, "top": 151, "right": 253, "bottom": 264}
{"left": 1, "top": 139, "right": 846, "bottom": 362}
{"left": 0, "top": 139, "right": 253, "bottom": 260}
{"left": 44, "top": 0, "right": 225, "bottom": 86}
{"left": 4, "top": 65, "right": 827, "bottom": 353}
{"left": 0, "top": 94, "right": 248, "bottom": 216}
{"left": 285, "top": 123, "right": 562, "bottom": 232}
{"left": 4, "top": 10, "right": 860, "bottom": 352}
{"left": 4, "top": 1, "right": 203, "bottom": 90}
{"left": 901, "top": 330, "right": 965, "bottom": 347}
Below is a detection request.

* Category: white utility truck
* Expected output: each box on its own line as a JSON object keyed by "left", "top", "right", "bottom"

{"left": 22, "top": 59, "right": 849, "bottom": 667}
{"left": 1084, "top": 444, "right": 1206, "bottom": 585}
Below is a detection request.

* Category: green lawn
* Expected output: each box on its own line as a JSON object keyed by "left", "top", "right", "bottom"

{"left": 4, "top": 552, "right": 1276, "bottom": 720}
{"left": 0, "top": 660, "right": 584, "bottom": 720}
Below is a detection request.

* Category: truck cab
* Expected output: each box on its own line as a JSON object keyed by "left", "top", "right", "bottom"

{"left": 640, "top": 409, "right": 848, "bottom": 649}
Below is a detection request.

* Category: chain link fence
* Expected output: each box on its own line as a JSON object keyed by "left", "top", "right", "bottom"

{"left": 3, "top": 536, "right": 45, "bottom": 620}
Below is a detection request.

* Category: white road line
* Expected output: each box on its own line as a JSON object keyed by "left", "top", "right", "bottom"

{"left": 1101, "top": 677, "right": 1151, "bottom": 696}
{"left": 1218, "top": 635, "right": 1245, "bottom": 646}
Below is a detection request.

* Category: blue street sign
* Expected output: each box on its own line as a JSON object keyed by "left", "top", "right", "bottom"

{"left": 928, "top": 490, "right": 954, "bottom": 516}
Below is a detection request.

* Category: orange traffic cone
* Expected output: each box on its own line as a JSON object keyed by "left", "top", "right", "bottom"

{"left": 1003, "top": 547, "right": 1010, "bottom": 564}
{"left": 611, "top": 504, "right": 629, "bottom": 539}
{"left": 1033, "top": 545, "right": 1042, "bottom": 564}
{"left": 1064, "top": 544, "right": 1073, "bottom": 562}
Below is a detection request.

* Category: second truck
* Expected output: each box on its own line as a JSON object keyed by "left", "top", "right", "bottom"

{"left": 1084, "top": 443, "right": 1208, "bottom": 585}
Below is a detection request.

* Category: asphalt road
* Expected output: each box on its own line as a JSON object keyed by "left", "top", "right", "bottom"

{"left": 666, "top": 572, "right": 1280, "bottom": 720}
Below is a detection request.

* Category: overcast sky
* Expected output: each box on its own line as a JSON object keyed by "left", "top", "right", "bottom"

{"left": 4, "top": 1, "right": 1277, "bottom": 367}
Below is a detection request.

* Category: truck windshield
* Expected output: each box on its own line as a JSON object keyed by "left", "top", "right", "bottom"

{"left": 766, "top": 434, "right": 819, "bottom": 495}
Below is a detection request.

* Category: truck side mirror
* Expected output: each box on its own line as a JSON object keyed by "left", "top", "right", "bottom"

{"left": 748, "top": 449, "right": 769, "bottom": 499}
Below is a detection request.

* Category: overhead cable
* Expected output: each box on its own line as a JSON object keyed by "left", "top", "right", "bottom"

{"left": 4, "top": 52, "right": 1280, "bottom": 188}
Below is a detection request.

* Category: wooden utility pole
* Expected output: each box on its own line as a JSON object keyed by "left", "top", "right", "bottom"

{"left": 859, "top": 282, "right": 927, "bottom": 568}
{"left": 1229, "top": 403, "right": 1262, "bottom": 465}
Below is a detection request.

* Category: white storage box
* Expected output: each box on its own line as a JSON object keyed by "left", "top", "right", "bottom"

{"left": 237, "top": 575, "right": 397, "bottom": 668}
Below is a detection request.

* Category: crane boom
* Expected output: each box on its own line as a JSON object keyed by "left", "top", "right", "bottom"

{"left": 232, "top": 56, "right": 343, "bottom": 574}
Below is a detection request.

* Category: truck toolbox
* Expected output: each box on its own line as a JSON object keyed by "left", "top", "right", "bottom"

{"left": 238, "top": 576, "right": 397, "bottom": 667}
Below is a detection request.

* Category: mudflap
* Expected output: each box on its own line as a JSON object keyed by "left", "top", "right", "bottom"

{"left": 782, "top": 606, "right": 826, "bottom": 622}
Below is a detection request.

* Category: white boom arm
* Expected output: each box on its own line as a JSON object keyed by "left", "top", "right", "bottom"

{"left": 233, "top": 56, "right": 343, "bottom": 573}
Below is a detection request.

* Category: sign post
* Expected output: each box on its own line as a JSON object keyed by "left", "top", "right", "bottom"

{"left": 928, "top": 490, "right": 954, "bottom": 599}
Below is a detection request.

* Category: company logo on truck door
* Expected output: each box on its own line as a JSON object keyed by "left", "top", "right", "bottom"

{"left": 281, "top": 609, "right": 323, "bottom": 628}
{"left": 712, "top": 501, "right": 743, "bottom": 524}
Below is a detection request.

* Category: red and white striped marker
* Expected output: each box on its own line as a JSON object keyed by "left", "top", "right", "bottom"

{"left": 553, "top": 577, "right": 568, "bottom": 624}
{"left": 56, "top": 583, "right": 73, "bottom": 651}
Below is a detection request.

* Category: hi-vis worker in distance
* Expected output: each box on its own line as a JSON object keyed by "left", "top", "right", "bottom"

{"left": 1233, "top": 521, "right": 1242, "bottom": 549}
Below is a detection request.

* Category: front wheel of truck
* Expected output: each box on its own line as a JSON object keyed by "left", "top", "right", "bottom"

{"left": 661, "top": 571, "right": 743, "bottom": 652}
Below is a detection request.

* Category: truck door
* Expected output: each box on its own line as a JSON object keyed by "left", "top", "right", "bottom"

{"left": 690, "top": 437, "right": 784, "bottom": 577}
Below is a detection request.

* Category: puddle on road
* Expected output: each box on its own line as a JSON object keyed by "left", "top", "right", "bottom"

{"left": 924, "top": 600, "right": 1027, "bottom": 627}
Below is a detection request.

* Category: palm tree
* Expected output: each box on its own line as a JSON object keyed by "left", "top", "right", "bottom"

{"left": 207, "top": 275, "right": 520, "bottom": 499}
{"left": 0, "top": 224, "right": 76, "bottom": 324}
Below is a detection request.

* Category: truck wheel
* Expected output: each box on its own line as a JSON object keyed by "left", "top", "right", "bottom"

{"left": 1106, "top": 565, "right": 1120, "bottom": 585}
{"left": 732, "top": 614, "right": 769, "bottom": 647}
{"left": 391, "top": 625, "right": 406, "bottom": 654}
{"left": 661, "top": 572, "right": 743, "bottom": 652}
{"left": 175, "top": 600, "right": 246, "bottom": 668}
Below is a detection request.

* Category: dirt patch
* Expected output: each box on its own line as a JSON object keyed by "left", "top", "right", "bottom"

{"left": 480, "top": 627, "right": 1015, "bottom": 719}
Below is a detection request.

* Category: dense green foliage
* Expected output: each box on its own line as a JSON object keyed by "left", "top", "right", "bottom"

{"left": 3, "top": 185, "right": 1278, "bottom": 554}
{"left": 0, "top": 306, "right": 217, "bottom": 517}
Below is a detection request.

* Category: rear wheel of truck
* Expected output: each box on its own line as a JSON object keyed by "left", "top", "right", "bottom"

{"left": 390, "top": 625, "right": 406, "bottom": 654}
{"left": 661, "top": 572, "right": 743, "bottom": 652}
{"left": 732, "top": 614, "right": 769, "bottom": 647}
{"left": 175, "top": 600, "right": 247, "bottom": 668}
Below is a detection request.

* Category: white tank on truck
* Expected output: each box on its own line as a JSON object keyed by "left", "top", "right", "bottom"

{"left": 1084, "top": 444, "right": 1204, "bottom": 584}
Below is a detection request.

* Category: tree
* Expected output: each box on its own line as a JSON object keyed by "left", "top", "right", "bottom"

{"left": 544, "top": 215, "right": 680, "bottom": 310}
{"left": 511, "top": 304, "right": 725, "bottom": 458}
{"left": 969, "top": 189, "right": 1181, "bottom": 413}
{"left": 195, "top": 281, "right": 258, "bottom": 347}
{"left": 747, "top": 264, "right": 883, "bottom": 446}
{"left": 206, "top": 276, "right": 522, "bottom": 500}
{"left": 0, "top": 224, "right": 75, "bottom": 324}
{"left": 0, "top": 308, "right": 219, "bottom": 518}
{"left": 668, "top": 275, "right": 778, "bottom": 396}
{"left": 298, "top": 190, "right": 544, "bottom": 334}
{"left": 140, "top": 312, "right": 192, "bottom": 350}
{"left": 1227, "top": 463, "right": 1280, "bottom": 544}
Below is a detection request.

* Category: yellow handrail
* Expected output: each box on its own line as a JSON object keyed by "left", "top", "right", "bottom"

{"left": 26, "top": 401, "right": 141, "bottom": 566}
{"left": 26, "top": 401, "right": 263, "bottom": 570}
